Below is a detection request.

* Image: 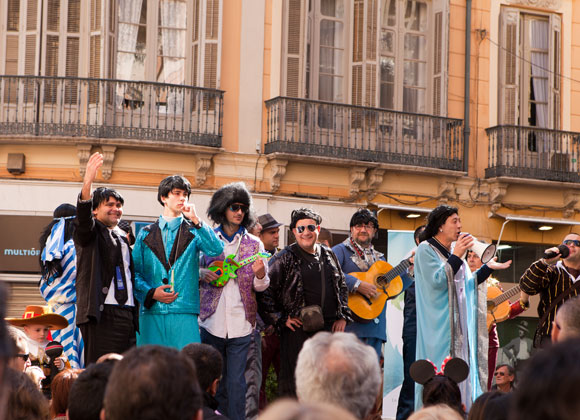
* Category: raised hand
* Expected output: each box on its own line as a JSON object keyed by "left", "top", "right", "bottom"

{"left": 81, "top": 152, "right": 103, "bottom": 200}
{"left": 486, "top": 257, "right": 512, "bottom": 271}
{"left": 453, "top": 233, "right": 474, "bottom": 258}
{"left": 252, "top": 258, "right": 266, "bottom": 279}
{"left": 183, "top": 202, "right": 200, "bottom": 225}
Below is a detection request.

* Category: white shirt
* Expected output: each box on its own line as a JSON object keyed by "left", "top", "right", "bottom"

{"left": 104, "top": 226, "right": 135, "bottom": 306}
{"left": 199, "top": 230, "right": 269, "bottom": 338}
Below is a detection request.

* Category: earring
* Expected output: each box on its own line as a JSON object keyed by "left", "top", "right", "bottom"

{"left": 439, "top": 229, "right": 443, "bottom": 232}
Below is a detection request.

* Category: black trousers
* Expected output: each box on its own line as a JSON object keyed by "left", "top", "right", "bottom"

{"left": 79, "top": 305, "right": 136, "bottom": 365}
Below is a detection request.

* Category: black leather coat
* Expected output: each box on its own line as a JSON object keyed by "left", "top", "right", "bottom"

{"left": 257, "top": 243, "right": 350, "bottom": 331}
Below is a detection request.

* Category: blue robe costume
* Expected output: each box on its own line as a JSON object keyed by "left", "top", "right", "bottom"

{"left": 414, "top": 238, "right": 491, "bottom": 411}
{"left": 133, "top": 215, "right": 224, "bottom": 349}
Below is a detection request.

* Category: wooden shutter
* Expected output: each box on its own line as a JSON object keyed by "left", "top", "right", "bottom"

{"left": 499, "top": 8, "right": 520, "bottom": 126}
{"left": 352, "top": 0, "right": 364, "bottom": 106}
{"left": 550, "top": 14, "right": 561, "bottom": 131}
{"left": 432, "top": 11, "right": 442, "bottom": 116}
{"left": 191, "top": 0, "right": 201, "bottom": 86}
{"left": 351, "top": 0, "right": 377, "bottom": 108}
{"left": 89, "top": 0, "right": 102, "bottom": 103}
{"left": 4, "top": 36, "right": 19, "bottom": 101}
{"left": 201, "top": 0, "right": 221, "bottom": 109}
{"left": 284, "top": 0, "right": 303, "bottom": 98}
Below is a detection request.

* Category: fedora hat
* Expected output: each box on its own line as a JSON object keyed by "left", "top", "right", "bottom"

{"left": 6, "top": 305, "right": 68, "bottom": 330}
{"left": 517, "top": 320, "right": 529, "bottom": 333}
{"left": 258, "top": 213, "right": 282, "bottom": 231}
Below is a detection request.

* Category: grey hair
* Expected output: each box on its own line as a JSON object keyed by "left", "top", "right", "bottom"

{"left": 295, "top": 332, "right": 381, "bottom": 419}
{"left": 557, "top": 296, "right": 580, "bottom": 340}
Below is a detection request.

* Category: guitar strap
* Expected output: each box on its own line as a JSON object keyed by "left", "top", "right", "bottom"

{"left": 533, "top": 275, "right": 580, "bottom": 347}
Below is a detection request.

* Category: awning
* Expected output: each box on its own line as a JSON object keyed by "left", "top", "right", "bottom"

{"left": 491, "top": 213, "right": 580, "bottom": 226}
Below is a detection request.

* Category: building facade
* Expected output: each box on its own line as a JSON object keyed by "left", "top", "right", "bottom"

{"left": 1, "top": 0, "right": 580, "bottom": 316}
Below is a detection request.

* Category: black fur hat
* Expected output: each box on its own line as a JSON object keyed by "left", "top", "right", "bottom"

{"left": 207, "top": 182, "right": 255, "bottom": 228}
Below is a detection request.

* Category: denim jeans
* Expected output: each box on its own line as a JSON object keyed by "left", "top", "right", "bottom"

{"left": 201, "top": 328, "right": 251, "bottom": 420}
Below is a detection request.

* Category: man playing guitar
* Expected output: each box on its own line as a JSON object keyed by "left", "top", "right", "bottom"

{"left": 332, "top": 209, "right": 413, "bottom": 360}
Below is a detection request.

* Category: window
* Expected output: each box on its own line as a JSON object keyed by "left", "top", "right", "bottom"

{"left": 499, "top": 7, "right": 561, "bottom": 130}
{"left": 282, "top": 0, "right": 447, "bottom": 115}
{"left": 380, "top": 0, "right": 428, "bottom": 113}
{"left": 116, "top": 0, "right": 220, "bottom": 88}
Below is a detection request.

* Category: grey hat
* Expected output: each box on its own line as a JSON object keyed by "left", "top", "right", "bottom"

{"left": 258, "top": 213, "right": 282, "bottom": 231}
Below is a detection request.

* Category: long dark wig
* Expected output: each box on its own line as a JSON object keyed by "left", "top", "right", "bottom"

{"left": 207, "top": 182, "right": 255, "bottom": 229}
{"left": 39, "top": 203, "right": 77, "bottom": 279}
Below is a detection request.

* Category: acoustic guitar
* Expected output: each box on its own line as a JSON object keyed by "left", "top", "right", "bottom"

{"left": 348, "top": 259, "right": 412, "bottom": 321}
{"left": 487, "top": 284, "right": 521, "bottom": 331}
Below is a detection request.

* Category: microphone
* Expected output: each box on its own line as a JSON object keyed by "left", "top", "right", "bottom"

{"left": 543, "top": 244, "right": 570, "bottom": 259}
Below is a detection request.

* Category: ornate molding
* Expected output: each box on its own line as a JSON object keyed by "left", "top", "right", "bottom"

{"left": 77, "top": 144, "right": 92, "bottom": 178}
{"left": 100, "top": 146, "right": 117, "bottom": 180}
{"left": 366, "top": 168, "right": 386, "bottom": 200}
{"left": 438, "top": 180, "right": 456, "bottom": 204}
{"left": 489, "top": 182, "right": 508, "bottom": 213}
{"left": 194, "top": 153, "right": 214, "bottom": 187}
{"left": 348, "top": 167, "right": 368, "bottom": 201}
{"left": 563, "top": 192, "right": 579, "bottom": 218}
{"left": 505, "top": 0, "right": 561, "bottom": 10}
{"left": 269, "top": 158, "right": 288, "bottom": 193}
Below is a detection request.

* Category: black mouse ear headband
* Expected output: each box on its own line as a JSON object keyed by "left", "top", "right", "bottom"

{"left": 410, "top": 356, "right": 469, "bottom": 385}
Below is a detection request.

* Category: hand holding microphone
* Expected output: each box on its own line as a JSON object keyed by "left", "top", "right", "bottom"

{"left": 542, "top": 244, "right": 570, "bottom": 263}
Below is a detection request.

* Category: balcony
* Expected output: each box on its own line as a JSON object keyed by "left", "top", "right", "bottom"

{"left": 0, "top": 75, "right": 223, "bottom": 147}
{"left": 265, "top": 96, "right": 464, "bottom": 171}
{"left": 486, "top": 125, "right": 580, "bottom": 183}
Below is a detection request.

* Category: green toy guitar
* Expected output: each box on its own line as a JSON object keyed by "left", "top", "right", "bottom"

{"left": 208, "top": 252, "right": 271, "bottom": 287}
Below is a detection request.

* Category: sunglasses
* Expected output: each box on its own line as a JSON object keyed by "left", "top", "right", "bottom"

{"left": 17, "top": 353, "right": 29, "bottom": 362}
{"left": 563, "top": 239, "right": 580, "bottom": 247}
{"left": 494, "top": 371, "right": 506, "bottom": 377}
{"left": 229, "top": 204, "right": 249, "bottom": 214}
{"left": 296, "top": 224, "right": 318, "bottom": 234}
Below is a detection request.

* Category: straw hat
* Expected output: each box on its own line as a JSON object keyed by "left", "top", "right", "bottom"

{"left": 6, "top": 305, "right": 68, "bottom": 330}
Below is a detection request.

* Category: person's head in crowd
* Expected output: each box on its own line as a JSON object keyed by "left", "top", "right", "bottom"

{"left": 6, "top": 305, "right": 68, "bottom": 345}
{"left": 408, "top": 404, "right": 463, "bottom": 420}
{"left": 117, "top": 220, "right": 135, "bottom": 246}
{"left": 7, "top": 325, "right": 30, "bottom": 371}
{"left": 0, "top": 283, "right": 12, "bottom": 418}
{"left": 207, "top": 182, "right": 255, "bottom": 229}
{"left": 258, "top": 213, "right": 282, "bottom": 252}
{"left": 3, "top": 367, "right": 49, "bottom": 420}
{"left": 50, "top": 368, "right": 80, "bottom": 419}
{"left": 421, "top": 375, "right": 465, "bottom": 417}
{"left": 552, "top": 296, "right": 580, "bottom": 343}
{"left": 102, "top": 345, "right": 202, "bottom": 420}
{"left": 419, "top": 205, "right": 459, "bottom": 242}
{"left": 511, "top": 338, "right": 580, "bottom": 420}
{"left": 318, "top": 227, "right": 332, "bottom": 247}
{"left": 349, "top": 208, "right": 378, "bottom": 248}
{"left": 96, "top": 353, "right": 123, "bottom": 364}
{"left": 67, "top": 361, "right": 116, "bottom": 420}
{"left": 26, "top": 365, "right": 46, "bottom": 389}
{"left": 91, "top": 187, "right": 124, "bottom": 228}
{"left": 493, "top": 364, "right": 515, "bottom": 392}
{"left": 258, "top": 399, "right": 358, "bottom": 420}
{"left": 466, "top": 249, "right": 483, "bottom": 272}
{"left": 295, "top": 332, "right": 381, "bottom": 419}
{"left": 181, "top": 343, "right": 223, "bottom": 396}
{"left": 468, "top": 391, "right": 512, "bottom": 420}
{"left": 248, "top": 216, "right": 262, "bottom": 236}
{"left": 290, "top": 208, "right": 322, "bottom": 254}
{"left": 414, "top": 225, "right": 426, "bottom": 246}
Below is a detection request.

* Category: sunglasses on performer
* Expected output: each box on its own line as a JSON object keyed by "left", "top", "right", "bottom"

{"left": 563, "top": 240, "right": 580, "bottom": 247}
{"left": 17, "top": 353, "right": 29, "bottom": 362}
{"left": 229, "top": 204, "right": 249, "bottom": 214}
{"left": 494, "top": 371, "right": 505, "bottom": 377}
{"left": 296, "top": 224, "right": 318, "bottom": 234}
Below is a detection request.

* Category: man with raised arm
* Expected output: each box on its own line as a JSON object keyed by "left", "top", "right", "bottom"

{"left": 74, "top": 152, "right": 138, "bottom": 364}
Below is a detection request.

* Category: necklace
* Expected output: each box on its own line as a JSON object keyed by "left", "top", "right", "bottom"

{"left": 163, "top": 220, "right": 182, "bottom": 292}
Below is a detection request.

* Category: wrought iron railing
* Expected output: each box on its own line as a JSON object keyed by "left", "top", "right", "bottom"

{"left": 0, "top": 75, "right": 223, "bottom": 147}
{"left": 486, "top": 125, "right": 580, "bottom": 183}
{"left": 265, "top": 96, "right": 464, "bottom": 171}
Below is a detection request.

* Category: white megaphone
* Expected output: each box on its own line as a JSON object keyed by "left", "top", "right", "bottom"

{"left": 469, "top": 238, "right": 496, "bottom": 264}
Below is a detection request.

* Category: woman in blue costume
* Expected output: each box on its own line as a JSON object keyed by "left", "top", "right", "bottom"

{"left": 39, "top": 203, "right": 84, "bottom": 368}
{"left": 414, "top": 205, "right": 511, "bottom": 411}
